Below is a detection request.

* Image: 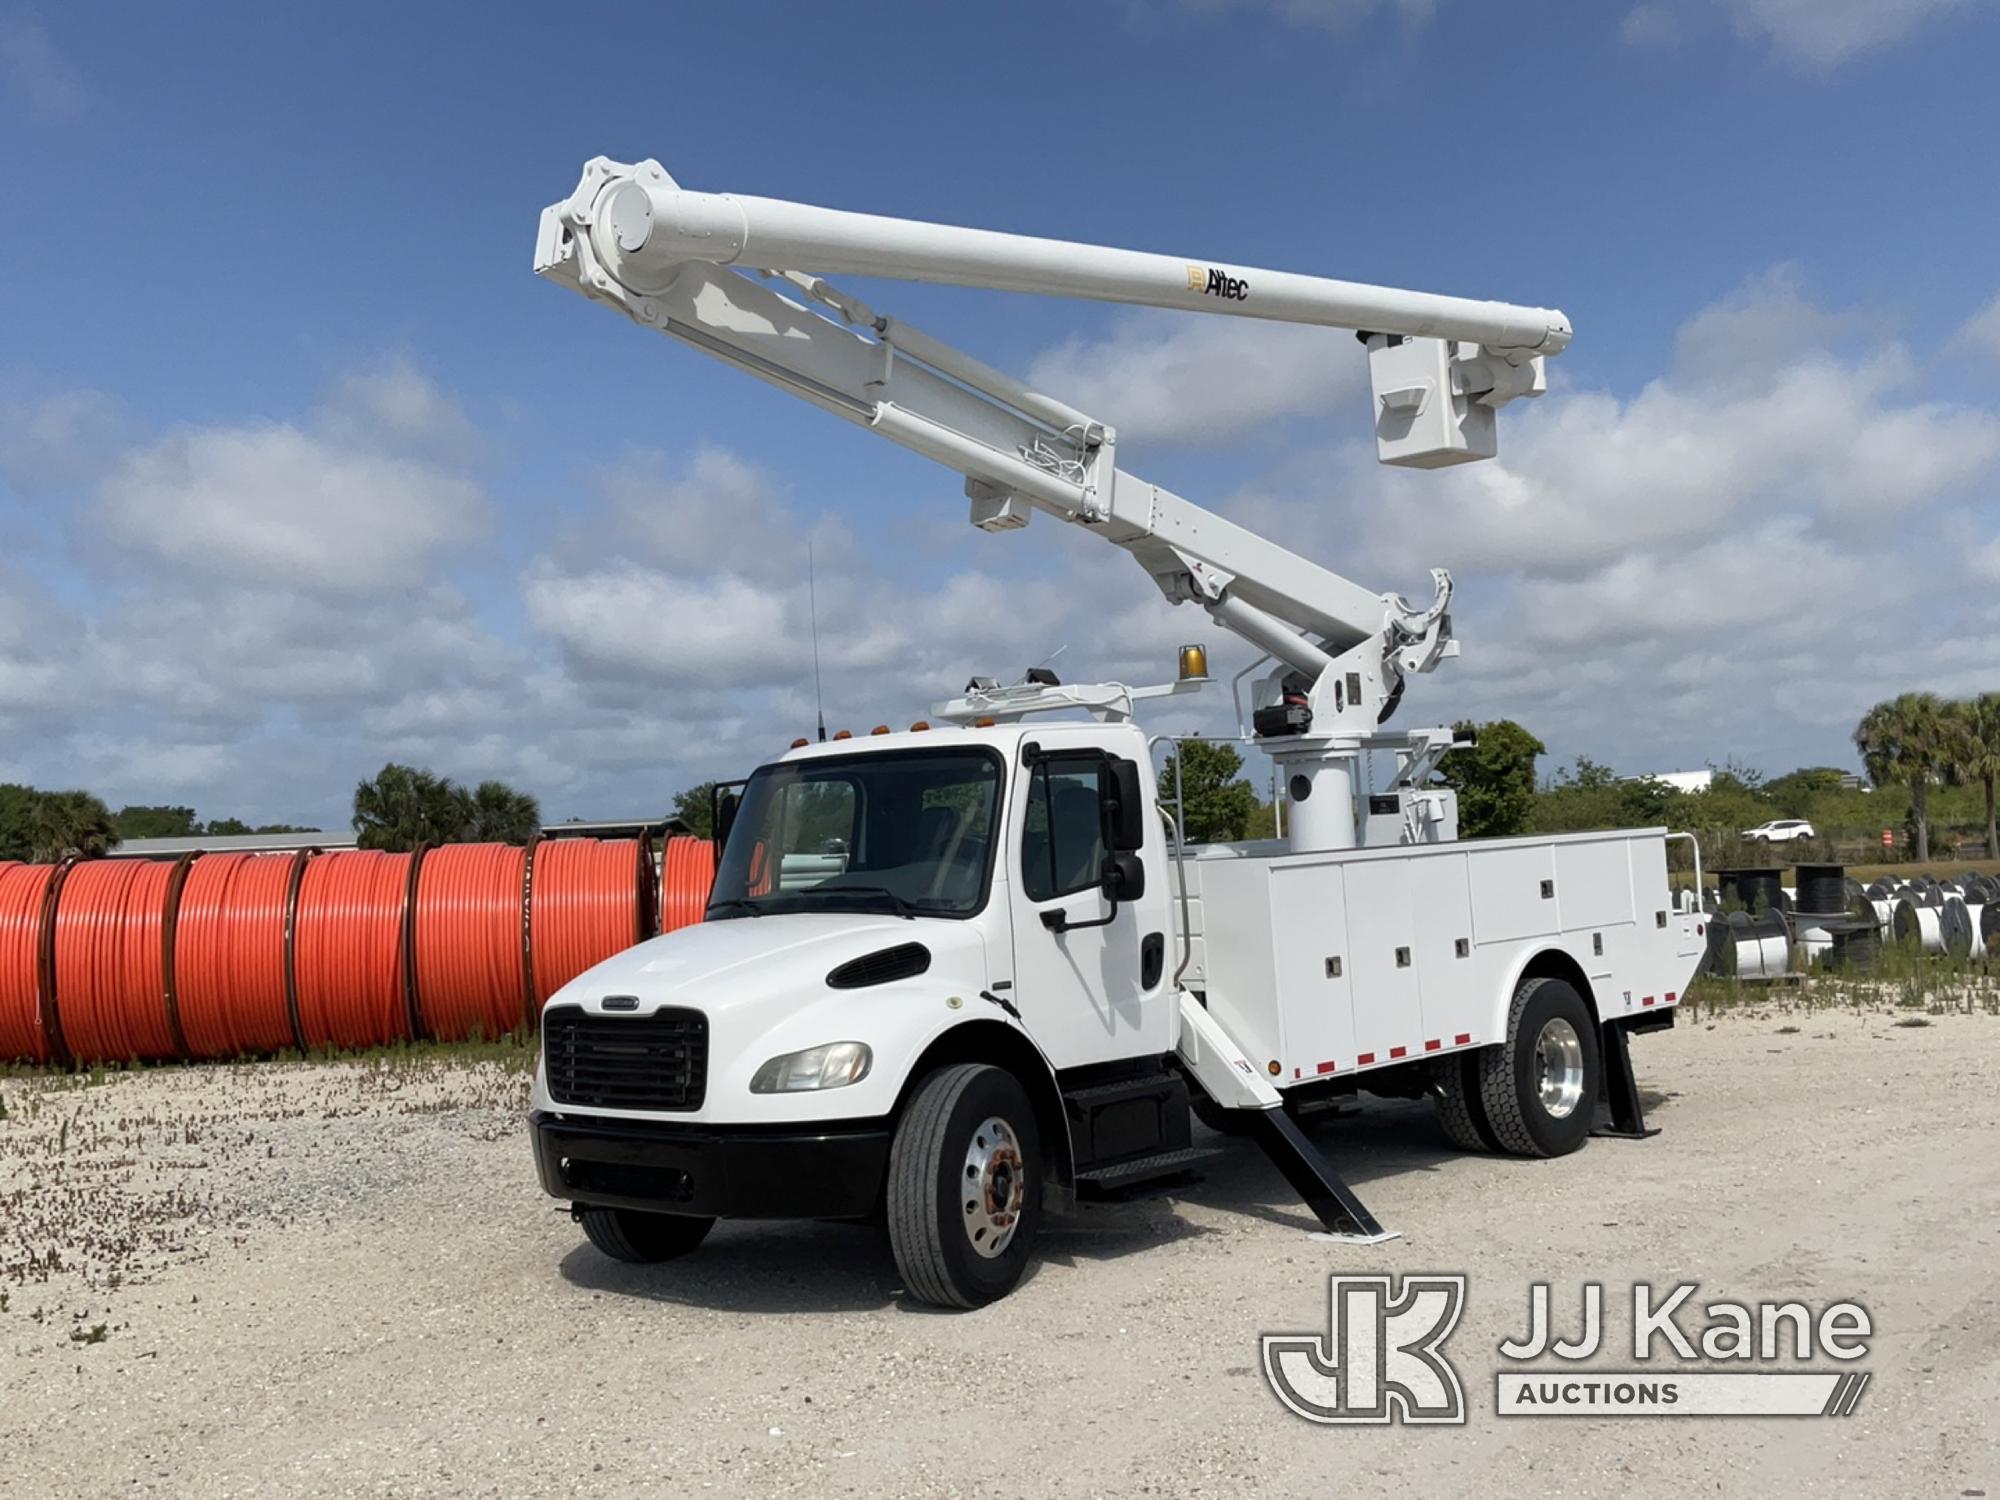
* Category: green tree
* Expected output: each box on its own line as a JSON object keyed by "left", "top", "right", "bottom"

{"left": 114, "top": 805, "right": 200, "bottom": 840}
{"left": 352, "top": 764, "right": 468, "bottom": 852}
{"left": 1438, "top": 720, "right": 1545, "bottom": 837}
{"left": 1948, "top": 693, "right": 2000, "bottom": 859}
{"left": 1854, "top": 692, "right": 1952, "bottom": 863}
{"left": 0, "top": 784, "right": 38, "bottom": 861}
{"left": 1158, "top": 740, "right": 1259, "bottom": 843}
{"left": 29, "top": 790, "right": 118, "bottom": 861}
{"left": 672, "top": 781, "right": 719, "bottom": 840}
{"left": 460, "top": 780, "right": 542, "bottom": 845}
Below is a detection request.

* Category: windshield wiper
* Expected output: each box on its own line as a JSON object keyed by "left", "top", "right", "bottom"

{"left": 705, "top": 898, "right": 767, "bottom": 918}
{"left": 814, "top": 885, "right": 917, "bottom": 919}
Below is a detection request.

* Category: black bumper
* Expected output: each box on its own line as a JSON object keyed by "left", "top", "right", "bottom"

{"left": 530, "top": 1109, "right": 891, "bottom": 1220}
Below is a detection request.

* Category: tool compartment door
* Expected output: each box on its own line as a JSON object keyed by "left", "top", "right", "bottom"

{"left": 1342, "top": 858, "right": 1424, "bottom": 1066}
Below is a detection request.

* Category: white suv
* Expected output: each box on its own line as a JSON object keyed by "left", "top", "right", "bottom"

{"left": 1743, "top": 818, "right": 1816, "bottom": 843}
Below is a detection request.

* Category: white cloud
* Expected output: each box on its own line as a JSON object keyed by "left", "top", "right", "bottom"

{"left": 1624, "top": 0, "right": 1990, "bottom": 70}
{"left": 1027, "top": 313, "right": 1366, "bottom": 447}
{"left": 0, "top": 11, "right": 82, "bottom": 120}
{"left": 1951, "top": 292, "right": 2000, "bottom": 365}
{"left": 0, "top": 386, "right": 126, "bottom": 496}
{"left": 93, "top": 364, "right": 488, "bottom": 591}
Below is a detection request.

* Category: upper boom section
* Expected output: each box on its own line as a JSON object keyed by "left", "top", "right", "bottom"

{"left": 587, "top": 164, "right": 1572, "bottom": 358}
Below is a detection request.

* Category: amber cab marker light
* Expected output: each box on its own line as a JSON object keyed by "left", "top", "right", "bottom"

{"left": 790, "top": 737, "right": 809, "bottom": 749}
{"left": 974, "top": 716, "right": 996, "bottom": 728}
{"left": 832, "top": 729, "right": 852, "bottom": 740}
{"left": 909, "top": 721, "right": 930, "bottom": 732}
{"left": 871, "top": 725, "right": 891, "bottom": 735}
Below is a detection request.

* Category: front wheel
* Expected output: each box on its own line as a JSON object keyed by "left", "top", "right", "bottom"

{"left": 577, "top": 1205, "right": 715, "bottom": 1263}
{"left": 1477, "top": 977, "right": 1600, "bottom": 1158}
{"left": 887, "top": 1063, "right": 1042, "bottom": 1309}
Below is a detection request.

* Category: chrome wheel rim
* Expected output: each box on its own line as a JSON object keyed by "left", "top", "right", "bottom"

{"left": 961, "top": 1115, "right": 1025, "bottom": 1258}
{"left": 1534, "top": 1018, "right": 1585, "bottom": 1119}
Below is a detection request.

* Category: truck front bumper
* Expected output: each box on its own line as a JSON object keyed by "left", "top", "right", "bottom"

{"left": 529, "top": 1109, "right": 892, "bottom": 1220}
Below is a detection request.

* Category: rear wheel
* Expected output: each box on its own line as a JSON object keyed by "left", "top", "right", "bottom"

{"left": 1477, "top": 977, "right": 1600, "bottom": 1158}
{"left": 1430, "top": 1052, "right": 1495, "bottom": 1151}
{"left": 887, "top": 1063, "right": 1041, "bottom": 1309}
{"left": 577, "top": 1205, "right": 715, "bottom": 1263}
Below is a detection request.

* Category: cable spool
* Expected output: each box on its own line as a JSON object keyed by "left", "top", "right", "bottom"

{"left": 1892, "top": 898, "right": 1945, "bottom": 953}
{"left": 53, "top": 859, "right": 183, "bottom": 1063}
{"left": 414, "top": 843, "right": 531, "bottom": 1044}
{"left": 1829, "top": 923, "right": 1880, "bottom": 972}
{"left": 1865, "top": 878, "right": 1896, "bottom": 900}
{"left": 173, "top": 851, "right": 307, "bottom": 1058}
{"left": 1794, "top": 864, "right": 1850, "bottom": 919}
{"left": 1713, "top": 910, "right": 1789, "bottom": 978}
{"left": 0, "top": 863, "right": 60, "bottom": 1063}
{"left": 1939, "top": 896, "right": 1975, "bottom": 960}
{"left": 530, "top": 838, "right": 646, "bottom": 1004}
{"left": 293, "top": 850, "right": 415, "bottom": 1050}
{"left": 1717, "top": 868, "right": 1785, "bottom": 915}
{"left": 1982, "top": 902, "right": 2000, "bottom": 960}
{"left": 1964, "top": 902, "right": 1986, "bottom": 959}
{"left": 659, "top": 835, "right": 715, "bottom": 933}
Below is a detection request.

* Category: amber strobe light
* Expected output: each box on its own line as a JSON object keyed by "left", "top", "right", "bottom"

{"left": 1179, "top": 643, "right": 1210, "bottom": 681}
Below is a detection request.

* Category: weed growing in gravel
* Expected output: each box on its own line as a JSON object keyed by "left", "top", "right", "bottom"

{"left": 68, "top": 1323, "right": 107, "bottom": 1345}
{"left": 1689, "top": 939, "right": 1999, "bottom": 1019}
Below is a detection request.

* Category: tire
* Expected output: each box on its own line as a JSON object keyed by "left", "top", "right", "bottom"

{"left": 1192, "top": 1093, "right": 1262, "bottom": 1137}
{"left": 1430, "top": 1052, "right": 1495, "bottom": 1151}
{"left": 887, "top": 1063, "right": 1042, "bottom": 1309}
{"left": 1476, "top": 977, "right": 1600, "bottom": 1158}
{"left": 578, "top": 1206, "right": 715, "bottom": 1263}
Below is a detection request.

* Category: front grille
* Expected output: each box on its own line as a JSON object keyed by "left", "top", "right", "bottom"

{"left": 543, "top": 1004, "right": 707, "bottom": 1112}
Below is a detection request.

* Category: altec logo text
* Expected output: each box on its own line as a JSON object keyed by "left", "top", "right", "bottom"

{"left": 1186, "top": 263, "right": 1249, "bottom": 300}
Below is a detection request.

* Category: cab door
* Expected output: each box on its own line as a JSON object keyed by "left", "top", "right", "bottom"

{"left": 1006, "top": 748, "right": 1166, "bottom": 1067}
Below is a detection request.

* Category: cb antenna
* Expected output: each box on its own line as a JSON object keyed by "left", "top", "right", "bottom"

{"left": 808, "top": 541, "right": 827, "bottom": 742}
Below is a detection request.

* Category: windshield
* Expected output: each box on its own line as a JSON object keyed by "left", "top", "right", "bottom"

{"left": 708, "top": 747, "right": 1004, "bottom": 920}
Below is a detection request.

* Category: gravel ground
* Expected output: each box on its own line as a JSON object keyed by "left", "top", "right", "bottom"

{"left": 2, "top": 993, "right": 1996, "bottom": 1499}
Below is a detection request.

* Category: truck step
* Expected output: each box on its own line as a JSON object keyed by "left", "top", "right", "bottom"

{"left": 1075, "top": 1145, "right": 1228, "bottom": 1190}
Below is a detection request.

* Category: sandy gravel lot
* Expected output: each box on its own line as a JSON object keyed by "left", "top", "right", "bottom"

{"left": 3, "top": 992, "right": 1996, "bottom": 1499}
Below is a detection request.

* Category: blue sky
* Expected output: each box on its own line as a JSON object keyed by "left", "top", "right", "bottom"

{"left": 4, "top": 0, "right": 1999, "bottom": 826}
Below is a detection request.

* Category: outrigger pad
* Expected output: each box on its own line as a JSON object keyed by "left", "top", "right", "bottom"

{"left": 1249, "top": 1107, "right": 1400, "bottom": 1244}
{"left": 1590, "top": 1021, "right": 1660, "bottom": 1140}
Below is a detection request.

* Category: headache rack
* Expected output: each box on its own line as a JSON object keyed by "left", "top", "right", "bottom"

{"left": 542, "top": 1004, "right": 709, "bottom": 1113}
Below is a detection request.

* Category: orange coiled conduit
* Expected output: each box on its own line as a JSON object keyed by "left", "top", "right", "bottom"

{"left": 0, "top": 862, "right": 58, "bottom": 1063}
{"left": 54, "top": 859, "right": 182, "bottom": 1064}
{"left": 173, "top": 852, "right": 304, "bottom": 1058}
{"left": 529, "top": 838, "right": 644, "bottom": 1004}
{"left": 293, "top": 850, "right": 413, "bottom": 1050}
{"left": 659, "top": 835, "right": 715, "bottom": 933}
{"left": 415, "top": 842, "right": 530, "bottom": 1043}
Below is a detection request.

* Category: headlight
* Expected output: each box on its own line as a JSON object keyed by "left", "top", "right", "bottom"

{"left": 750, "top": 1041, "right": 873, "bottom": 1093}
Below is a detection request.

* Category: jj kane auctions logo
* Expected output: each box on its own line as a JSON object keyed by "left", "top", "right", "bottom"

{"left": 1187, "top": 263, "right": 1249, "bottom": 301}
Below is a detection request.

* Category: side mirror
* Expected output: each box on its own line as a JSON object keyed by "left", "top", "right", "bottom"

{"left": 1106, "top": 758, "right": 1147, "bottom": 853}
{"left": 1101, "top": 850, "right": 1146, "bottom": 903}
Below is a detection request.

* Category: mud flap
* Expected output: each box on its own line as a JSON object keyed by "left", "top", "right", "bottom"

{"left": 1590, "top": 1020, "right": 1660, "bottom": 1140}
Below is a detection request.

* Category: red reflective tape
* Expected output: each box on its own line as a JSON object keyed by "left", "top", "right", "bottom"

{"left": 1316, "top": 1060, "right": 1337, "bottom": 1075}
{"left": 1642, "top": 995, "right": 1655, "bottom": 1006}
{"left": 1293, "top": 1067, "right": 1301, "bottom": 1079}
{"left": 1666, "top": 991, "right": 1677, "bottom": 1004}
{"left": 1357, "top": 1051, "right": 1376, "bottom": 1066}
{"left": 1424, "top": 1039, "right": 1441, "bottom": 1052}
{"left": 1454, "top": 1032, "right": 1472, "bottom": 1046}
{"left": 1390, "top": 1046, "right": 1408, "bottom": 1059}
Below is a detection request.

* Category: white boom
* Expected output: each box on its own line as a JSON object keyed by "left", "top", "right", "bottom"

{"left": 536, "top": 157, "right": 1570, "bottom": 852}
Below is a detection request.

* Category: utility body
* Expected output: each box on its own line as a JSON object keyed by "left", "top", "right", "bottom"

{"left": 527, "top": 158, "right": 1703, "bottom": 1305}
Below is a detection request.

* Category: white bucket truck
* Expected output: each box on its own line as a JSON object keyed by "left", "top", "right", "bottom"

{"left": 527, "top": 159, "right": 1704, "bottom": 1306}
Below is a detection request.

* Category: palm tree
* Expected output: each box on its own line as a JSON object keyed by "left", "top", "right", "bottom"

{"left": 460, "top": 780, "right": 542, "bottom": 845}
{"left": 352, "top": 764, "right": 466, "bottom": 852}
{"left": 1854, "top": 692, "right": 1951, "bottom": 863}
{"left": 1950, "top": 693, "right": 2000, "bottom": 859}
{"left": 29, "top": 790, "right": 119, "bottom": 861}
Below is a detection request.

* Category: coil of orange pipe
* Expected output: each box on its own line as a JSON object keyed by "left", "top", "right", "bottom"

{"left": 54, "top": 858, "right": 183, "bottom": 1064}
{"left": 659, "top": 836, "right": 715, "bottom": 933}
{"left": 293, "top": 850, "right": 413, "bottom": 1050}
{"left": 172, "top": 851, "right": 304, "bottom": 1058}
{"left": 0, "top": 862, "right": 59, "bottom": 1063}
{"left": 529, "top": 838, "right": 644, "bottom": 1004}
{"left": 415, "top": 842, "right": 530, "bottom": 1043}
